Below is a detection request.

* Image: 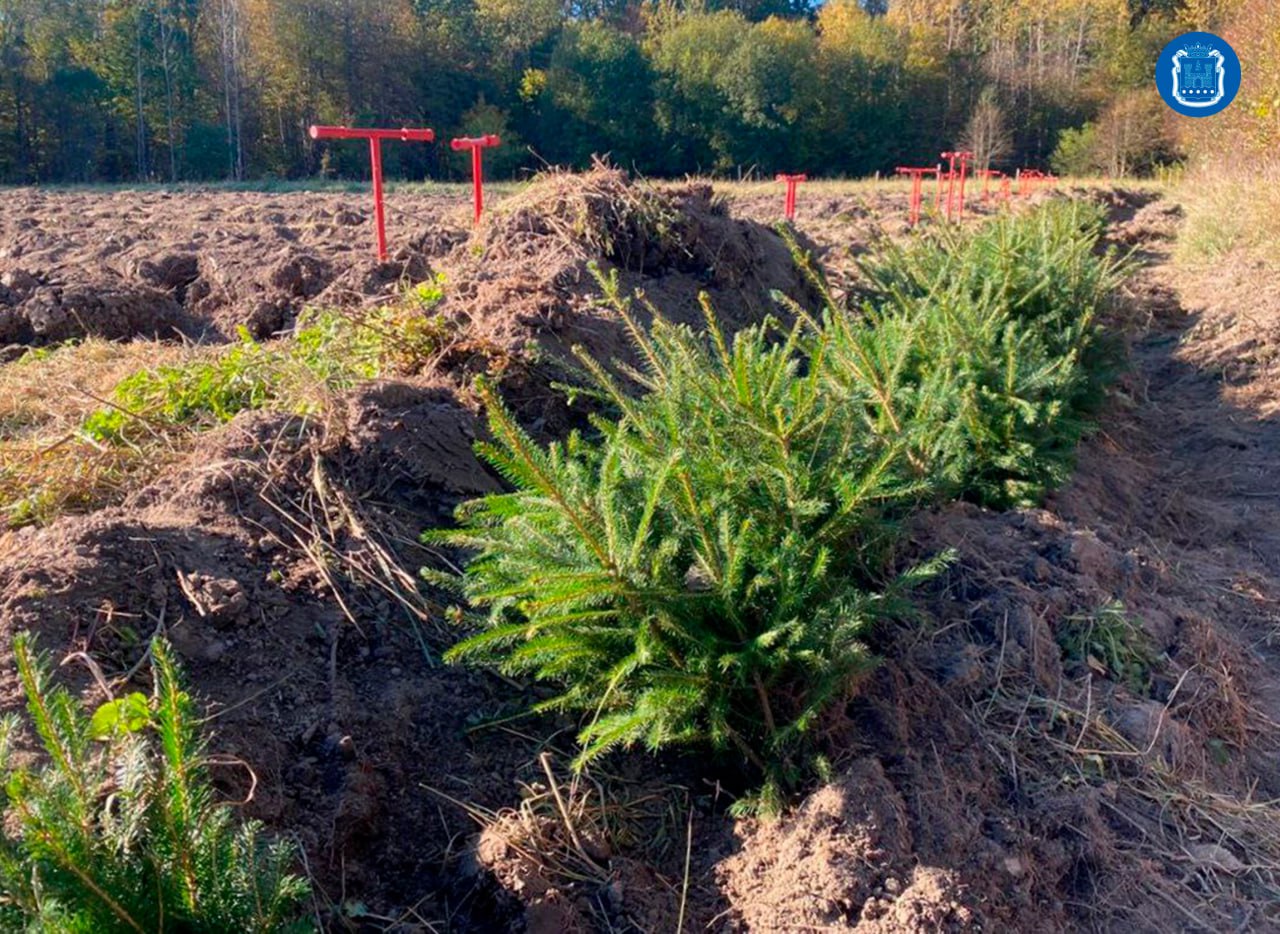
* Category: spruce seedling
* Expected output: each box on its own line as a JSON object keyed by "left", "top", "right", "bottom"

{"left": 0, "top": 634, "right": 310, "bottom": 932}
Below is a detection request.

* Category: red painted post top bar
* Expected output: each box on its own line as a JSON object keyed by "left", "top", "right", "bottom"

{"left": 309, "top": 126, "right": 436, "bottom": 142}
{"left": 450, "top": 135, "right": 501, "bottom": 150}
{"left": 308, "top": 124, "right": 436, "bottom": 260}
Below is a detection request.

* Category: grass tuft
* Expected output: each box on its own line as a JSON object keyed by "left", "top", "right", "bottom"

{"left": 1, "top": 282, "right": 450, "bottom": 529}
{"left": 1057, "top": 600, "right": 1155, "bottom": 694}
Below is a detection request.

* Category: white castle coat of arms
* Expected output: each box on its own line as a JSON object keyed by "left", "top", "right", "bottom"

{"left": 1171, "top": 42, "right": 1225, "bottom": 107}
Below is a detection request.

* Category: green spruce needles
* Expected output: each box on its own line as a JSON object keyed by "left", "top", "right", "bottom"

{"left": 0, "top": 636, "right": 309, "bottom": 932}
{"left": 429, "top": 200, "right": 1127, "bottom": 810}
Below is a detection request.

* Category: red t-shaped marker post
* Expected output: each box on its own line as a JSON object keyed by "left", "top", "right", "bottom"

{"left": 451, "top": 135, "right": 501, "bottom": 224}
{"left": 896, "top": 167, "right": 938, "bottom": 228}
{"left": 940, "top": 151, "right": 973, "bottom": 220}
{"left": 309, "top": 125, "right": 435, "bottom": 261}
{"left": 941, "top": 152, "right": 958, "bottom": 219}
{"left": 776, "top": 174, "right": 807, "bottom": 221}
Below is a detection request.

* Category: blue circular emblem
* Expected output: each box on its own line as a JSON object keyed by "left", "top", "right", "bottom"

{"left": 1156, "top": 31, "right": 1240, "bottom": 118}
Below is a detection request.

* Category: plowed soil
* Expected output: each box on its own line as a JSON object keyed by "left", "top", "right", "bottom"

{"left": 3, "top": 173, "right": 1280, "bottom": 932}
{"left": 0, "top": 187, "right": 467, "bottom": 350}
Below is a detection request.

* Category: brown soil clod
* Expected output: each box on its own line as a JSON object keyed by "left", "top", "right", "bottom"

{"left": 0, "top": 274, "right": 189, "bottom": 345}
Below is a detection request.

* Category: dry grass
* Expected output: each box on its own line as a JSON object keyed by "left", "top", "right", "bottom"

{"left": 710, "top": 176, "right": 914, "bottom": 199}
{"left": 1175, "top": 162, "right": 1280, "bottom": 271}
{"left": 474, "top": 162, "right": 689, "bottom": 273}
{"left": 0, "top": 339, "right": 194, "bottom": 434}
{"left": 0, "top": 297, "right": 450, "bottom": 529}
{"left": 708, "top": 173, "right": 1166, "bottom": 200}
{"left": 247, "top": 443, "right": 445, "bottom": 655}
{"left": 0, "top": 339, "right": 206, "bottom": 527}
{"left": 425, "top": 750, "right": 694, "bottom": 931}
{"left": 974, "top": 650, "right": 1280, "bottom": 930}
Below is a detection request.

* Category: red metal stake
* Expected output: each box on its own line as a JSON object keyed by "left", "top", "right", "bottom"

{"left": 896, "top": 166, "right": 937, "bottom": 228}
{"left": 309, "top": 125, "right": 435, "bottom": 261}
{"left": 776, "top": 174, "right": 807, "bottom": 221}
{"left": 941, "top": 152, "right": 957, "bottom": 220}
{"left": 451, "top": 135, "right": 502, "bottom": 224}
{"left": 899, "top": 168, "right": 920, "bottom": 227}
{"left": 977, "top": 169, "right": 1003, "bottom": 203}
{"left": 940, "top": 151, "right": 972, "bottom": 221}
{"left": 369, "top": 137, "right": 386, "bottom": 260}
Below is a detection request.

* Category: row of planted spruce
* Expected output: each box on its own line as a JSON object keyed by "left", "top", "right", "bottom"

{"left": 0, "top": 199, "right": 1128, "bottom": 929}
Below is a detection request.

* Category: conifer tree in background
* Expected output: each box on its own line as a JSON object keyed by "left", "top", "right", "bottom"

{"left": 840, "top": 200, "right": 1129, "bottom": 507}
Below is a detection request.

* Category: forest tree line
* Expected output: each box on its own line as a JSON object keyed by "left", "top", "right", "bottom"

{"left": 0, "top": 0, "right": 1245, "bottom": 184}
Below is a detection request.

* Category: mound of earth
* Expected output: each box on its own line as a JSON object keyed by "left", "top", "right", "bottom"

{"left": 1116, "top": 199, "right": 1185, "bottom": 244}
{"left": 0, "top": 397, "right": 531, "bottom": 925}
{"left": 697, "top": 194, "right": 1280, "bottom": 932}
{"left": 431, "top": 165, "right": 821, "bottom": 428}
{"left": 0, "top": 170, "right": 830, "bottom": 929}
{"left": 717, "top": 758, "right": 976, "bottom": 931}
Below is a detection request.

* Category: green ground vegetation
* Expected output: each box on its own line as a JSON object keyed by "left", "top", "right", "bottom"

{"left": 1057, "top": 600, "right": 1155, "bottom": 695}
{"left": 1, "top": 283, "right": 448, "bottom": 529}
